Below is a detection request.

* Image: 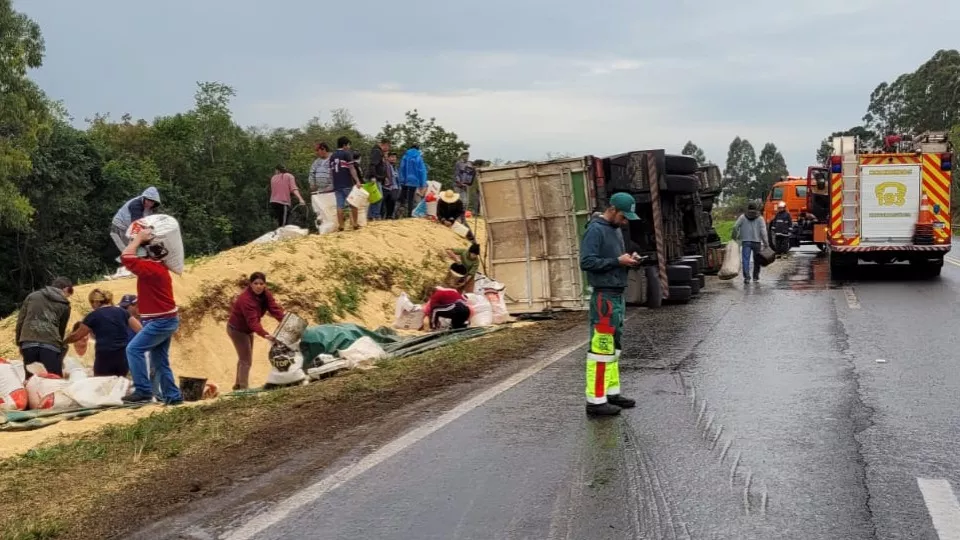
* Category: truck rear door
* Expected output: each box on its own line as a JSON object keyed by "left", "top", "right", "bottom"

{"left": 859, "top": 161, "right": 922, "bottom": 242}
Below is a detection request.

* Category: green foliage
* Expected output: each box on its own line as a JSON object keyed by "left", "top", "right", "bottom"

{"left": 379, "top": 110, "right": 469, "bottom": 189}
{"left": 713, "top": 220, "right": 735, "bottom": 242}
{"left": 754, "top": 143, "right": 789, "bottom": 201}
{"left": 681, "top": 141, "right": 709, "bottom": 166}
{"left": 0, "top": 0, "right": 51, "bottom": 230}
{"left": 723, "top": 136, "right": 757, "bottom": 200}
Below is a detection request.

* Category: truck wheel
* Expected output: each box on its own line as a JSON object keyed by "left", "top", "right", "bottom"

{"left": 680, "top": 256, "right": 703, "bottom": 274}
{"left": 665, "top": 154, "right": 699, "bottom": 175}
{"left": 644, "top": 266, "right": 663, "bottom": 308}
{"left": 698, "top": 273, "right": 706, "bottom": 289}
{"left": 666, "top": 264, "right": 694, "bottom": 283}
{"left": 665, "top": 285, "right": 692, "bottom": 304}
{"left": 689, "top": 276, "right": 701, "bottom": 295}
{"left": 816, "top": 243, "right": 827, "bottom": 252}
{"left": 664, "top": 174, "right": 699, "bottom": 194}
{"left": 829, "top": 252, "right": 856, "bottom": 279}
{"left": 910, "top": 259, "right": 943, "bottom": 278}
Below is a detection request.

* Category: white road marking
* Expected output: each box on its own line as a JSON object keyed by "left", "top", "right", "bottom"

{"left": 945, "top": 256, "right": 960, "bottom": 268}
{"left": 223, "top": 337, "right": 590, "bottom": 540}
{"left": 843, "top": 287, "right": 861, "bottom": 309}
{"left": 918, "top": 478, "right": 960, "bottom": 540}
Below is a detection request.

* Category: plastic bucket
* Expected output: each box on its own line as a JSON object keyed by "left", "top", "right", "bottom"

{"left": 179, "top": 376, "right": 207, "bottom": 402}
{"left": 273, "top": 313, "right": 308, "bottom": 348}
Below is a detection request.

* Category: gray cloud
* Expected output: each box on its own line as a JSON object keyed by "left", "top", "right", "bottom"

{"left": 16, "top": 0, "right": 960, "bottom": 176}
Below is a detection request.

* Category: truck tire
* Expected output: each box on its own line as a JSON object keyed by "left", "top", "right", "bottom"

{"left": 697, "top": 273, "right": 706, "bottom": 289}
{"left": 644, "top": 266, "right": 663, "bottom": 308}
{"left": 679, "top": 256, "right": 703, "bottom": 274}
{"left": 689, "top": 276, "right": 701, "bottom": 295}
{"left": 666, "top": 264, "right": 694, "bottom": 283}
{"left": 664, "top": 174, "right": 699, "bottom": 194}
{"left": 665, "top": 154, "right": 699, "bottom": 175}
{"left": 910, "top": 258, "right": 943, "bottom": 278}
{"left": 665, "top": 285, "right": 692, "bottom": 304}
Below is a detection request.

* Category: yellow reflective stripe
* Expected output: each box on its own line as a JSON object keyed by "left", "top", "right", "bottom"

{"left": 606, "top": 360, "right": 620, "bottom": 396}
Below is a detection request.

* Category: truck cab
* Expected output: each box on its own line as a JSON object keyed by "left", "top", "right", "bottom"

{"left": 763, "top": 177, "right": 808, "bottom": 223}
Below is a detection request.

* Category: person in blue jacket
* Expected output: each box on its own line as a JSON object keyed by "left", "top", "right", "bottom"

{"left": 579, "top": 192, "right": 641, "bottom": 417}
{"left": 110, "top": 187, "right": 161, "bottom": 254}
{"left": 398, "top": 145, "right": 428, "bottom": 217}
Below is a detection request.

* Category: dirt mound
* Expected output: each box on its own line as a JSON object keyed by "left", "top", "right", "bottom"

{"left": 0, "top": 219, "right": 486, "bottom": 389}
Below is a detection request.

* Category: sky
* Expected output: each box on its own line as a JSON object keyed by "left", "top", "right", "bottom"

{"left": 14, "top": 0, "right": 960, "bottom": 175}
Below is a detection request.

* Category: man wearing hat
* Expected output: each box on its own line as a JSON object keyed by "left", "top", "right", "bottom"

{"left": 579, "top": 192, "right": 641, "bottom": 416}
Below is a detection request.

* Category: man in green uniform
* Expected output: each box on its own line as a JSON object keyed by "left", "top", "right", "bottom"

{"left": 579, "top": 192, "right": 640, "bottom": 416}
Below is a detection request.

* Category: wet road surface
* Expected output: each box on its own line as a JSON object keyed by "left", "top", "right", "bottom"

{"left": 145, "top": 249, "right": 960, "bottom": 540}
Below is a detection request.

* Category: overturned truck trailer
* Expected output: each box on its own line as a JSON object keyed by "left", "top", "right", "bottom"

{"left": 477, "top": 151, "right": 723, "bottom": 314}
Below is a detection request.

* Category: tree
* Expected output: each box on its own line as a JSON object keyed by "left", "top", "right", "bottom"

{"left": 723, "top": 137, "right": 757, "bottom": 200}
{"left": 0, "top": 0, "right": 51, "bottom": 230}
{"left": 754, "top": 143, "right": 789, "bottom": 200}
{"left": 864, "top": 49, "right": 960, "bottom": 137}
{"left": 379, "top": 110, "right": 469, "bottom": 189}
{"left": 681, "top": 141, "right": 708, "bottom": 166}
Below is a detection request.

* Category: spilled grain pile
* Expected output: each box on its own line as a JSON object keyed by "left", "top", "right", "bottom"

{"left": 0, "top": 219, "right": 486, "bottom": 390}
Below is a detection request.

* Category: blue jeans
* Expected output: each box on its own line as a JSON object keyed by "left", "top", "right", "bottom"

{"left": 367, "top": 182, "right": 383, "bottom": 219}
{"left": 334, "top": 186, "right": 352, "bottom": 209}
{"left": 127, "top": 316, "right": 182, "bottom": 402}
{"left": 741, "top": 241, "right": 761, "bottom": 280}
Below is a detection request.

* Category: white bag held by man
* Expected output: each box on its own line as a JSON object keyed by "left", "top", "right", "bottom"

{"left": 126, "top": 214, "right": 186, "bottom": 275}
{"left": 393, "top": 293, "right": 424, "bottom": 330}
{"left": 465, "top": 293, "right": 494, "bottom": 327}
{"left": 312, "top": 192, "right": 339, "bottom": 235}
{"left": 719, "top": 240, "right": 741, "bottom": 280}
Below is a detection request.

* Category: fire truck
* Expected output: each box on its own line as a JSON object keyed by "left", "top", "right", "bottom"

{"left": 820, "top": 131, "right": 953, "bottom": 277}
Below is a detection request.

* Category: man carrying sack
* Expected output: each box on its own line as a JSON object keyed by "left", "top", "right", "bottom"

{"left": 579, "top": 192, "right": 640, "bottom": 417}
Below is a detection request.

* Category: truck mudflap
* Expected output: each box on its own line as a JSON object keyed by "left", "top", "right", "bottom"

{"left": 831, "top": 245, "right": 951, "bottom": 253}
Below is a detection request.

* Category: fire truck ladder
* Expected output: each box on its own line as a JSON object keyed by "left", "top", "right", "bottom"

{"left": 835, "top": 137, "right": 860, "bottom": 238}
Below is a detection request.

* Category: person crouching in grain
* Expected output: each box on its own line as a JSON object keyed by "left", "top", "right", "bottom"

{"left": 226, "top": 272, "right": 286, "bottom": 390}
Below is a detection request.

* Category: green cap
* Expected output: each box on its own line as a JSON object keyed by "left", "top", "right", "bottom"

{"left": 610, "top": 192, "right": 640, "bottom": 220}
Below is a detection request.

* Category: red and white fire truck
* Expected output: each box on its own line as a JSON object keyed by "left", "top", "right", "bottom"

{"left": 816, "top": 131, "right": 953, "bottom": 277}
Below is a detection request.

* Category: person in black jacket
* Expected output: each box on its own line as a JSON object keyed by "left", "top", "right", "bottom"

{"left": 366, "top": 138, "right": 390, "bottom": 220}
{"left": 771, "top": 202, "right": 792, "bottom": 254}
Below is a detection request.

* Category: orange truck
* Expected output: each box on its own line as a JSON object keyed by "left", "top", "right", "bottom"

{"left": 763, "top": 176, "right": 821, "bottom": 250}
{"left": 821, "top": 131, "right": 953, "bottom": 277}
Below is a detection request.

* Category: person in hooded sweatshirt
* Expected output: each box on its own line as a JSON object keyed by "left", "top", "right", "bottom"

{"left": 15, "top": 277, "right": 74, "bottom": 378}
{"left": 579, "top": 193, "right": 641, "bottom": 417}
{"left": 111, "top": 187, "right": 162, "bottom": 254}
{"left": 732, "top": 201, "right": 769, "bottom": 283}
{"left": 399, "top": 144, "right": 428, "bottom": 217}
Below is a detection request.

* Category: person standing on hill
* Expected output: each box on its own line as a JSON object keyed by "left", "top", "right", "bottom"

{"left": 453, "top": 152, "right": 476, "bottom": 210}
{"left": 110, "top": 187, "right": 161, "bottom": 255}
{"left": 382, "top": 152, "right": 401, "bottom": 219}
{"left": 366, "top": 138, "right": 390, "bottom": 220}
{"left": 269, "top": 165, "right": 305, "bottom": 228}
{"left": 579, "top": 192, "right": 640, "bottom": 417}
{"left": 399, "top": 144, "right": 428, "bottom": 217}
{"left": 732, "top": 201, "right": 769, "bottom": 283}
{"left": 227, "top": 272, "right": 286, "bottom": 390}
{"left": 308, "top": 142, "right": 333, "bottom": 230}
{"left": 15, "top": 277, "right": 74, "bottom": 378}
{"left": 65, "top": 289, "right": 141, "bottom": 377}
{"left": 330, "top": 136, "right": 363, "bottom": 230}
{"left": 121, "top": 229, "right": 183, "bottom": 405}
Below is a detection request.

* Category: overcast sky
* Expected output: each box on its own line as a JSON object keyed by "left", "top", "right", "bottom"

{"left": 16, "top": 0, "right": 959, "bottom": 175}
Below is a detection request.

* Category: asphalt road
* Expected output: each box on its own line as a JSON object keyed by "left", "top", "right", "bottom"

{"left": 151, "top": 248, "right": 960, "bottom": 540}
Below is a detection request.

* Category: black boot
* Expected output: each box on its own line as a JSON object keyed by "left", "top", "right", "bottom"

{"left": 607, "top": 394, "right": 636, "bottom": 409}
{"left": 585, "top": 402, "right": 621, "bottom": 416}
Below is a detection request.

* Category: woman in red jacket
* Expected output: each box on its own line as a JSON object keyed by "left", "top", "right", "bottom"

{"left": 227, "top": 272, "right": 285, "bottom": 390}
{"left": 422, "top": 265, "right": 472, "bottom": 330}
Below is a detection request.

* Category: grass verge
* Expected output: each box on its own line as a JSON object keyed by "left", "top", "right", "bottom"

{"left": 0, "top": 314, "right": 581, "bottom": 540}
{"left": 714, "top": 220, "right": 734, "bottom": 243}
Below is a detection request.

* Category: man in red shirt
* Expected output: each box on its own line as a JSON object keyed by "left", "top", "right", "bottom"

{"left": 121, "top": 228, "right": 183, "bottom": 404}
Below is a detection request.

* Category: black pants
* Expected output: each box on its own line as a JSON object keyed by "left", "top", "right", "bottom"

{"left": 431, "top": 302, "right": 471, "bottom": 330}
{"left": 21, "top": 346, "right": 63, "bottom": 378}
{"left": 399, "top": 186, "right": 418, "bottom": 217}
{"left": 270, "top": 203, "right": 290, "bottom": 227}
{"left": 95, "top": 348, "right": 129, "bottom": 377}
{"left": 382, "top": 188, "right": 398, "bottom": 220}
